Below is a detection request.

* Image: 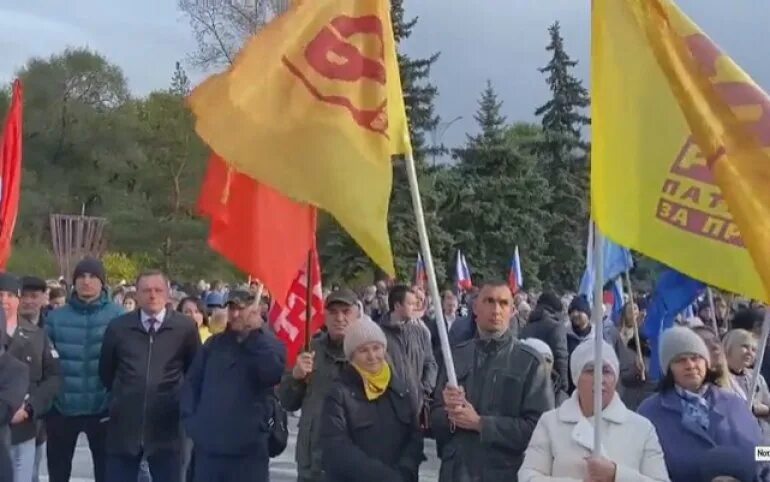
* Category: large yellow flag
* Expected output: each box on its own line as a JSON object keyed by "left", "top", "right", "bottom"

{"left": 593, "top": 0, "right": 770, "bottom": 300}
{"left": 189, "top": 0, "right": 411, "bottom": 276}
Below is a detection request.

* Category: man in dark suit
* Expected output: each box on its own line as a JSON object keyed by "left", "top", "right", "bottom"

{"left": 99, "top": 270, "right": 200, "bottom": 482}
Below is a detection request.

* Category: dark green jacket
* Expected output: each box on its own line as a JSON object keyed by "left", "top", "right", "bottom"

{"left": 431, "top": 331, "right": 554, "bottom": 482}
{"left": 45, "top": 291, "right": 124, "bottom": 416}
{"left": 278, "top": 333, "right": 347, "bottom": 482}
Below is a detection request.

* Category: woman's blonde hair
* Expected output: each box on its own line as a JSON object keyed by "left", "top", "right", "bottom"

{"left": 722, "top": 329, "right": 756, "bottom": 360}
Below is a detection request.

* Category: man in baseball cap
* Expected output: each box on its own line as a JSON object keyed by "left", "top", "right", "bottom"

{"left": 278, "top": 286, "right": 359, "bottom": 482}
{"left": 324, "top": 288, "right": 358, "bottom": 309}
{"left": 226, "top": 290, "right": 257, "bottom": 326}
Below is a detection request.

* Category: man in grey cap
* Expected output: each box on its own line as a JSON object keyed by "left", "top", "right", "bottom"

{"left": 278, "top": 288, "right": 359, "bottom": 482}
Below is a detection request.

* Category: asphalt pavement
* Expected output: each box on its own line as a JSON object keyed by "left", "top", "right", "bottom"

{"left": 38, "top": 416, "right": 441, "bottom": 481}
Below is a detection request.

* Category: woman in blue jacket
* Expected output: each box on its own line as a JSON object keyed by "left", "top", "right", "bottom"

{"left": 638, "top": 327, "right": 763, "bottom": 482}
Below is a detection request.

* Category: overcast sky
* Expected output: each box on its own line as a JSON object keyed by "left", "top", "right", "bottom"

{"left": 1, "top": 0, "right": 768, "bottom": 147}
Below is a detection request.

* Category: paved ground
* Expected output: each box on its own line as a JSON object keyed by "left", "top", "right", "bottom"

{"left": 38, "top": 416, "right": 440, "bottom": 481}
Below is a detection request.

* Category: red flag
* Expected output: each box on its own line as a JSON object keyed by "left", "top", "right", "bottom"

{"left": 268, "top": 247, "right": 324, "bottom": 367}
{"left": 197, "top": 154, "right": 315, "bottom": 302}
{"left": 0, "top": 81, "right": 23, "bottom": 269}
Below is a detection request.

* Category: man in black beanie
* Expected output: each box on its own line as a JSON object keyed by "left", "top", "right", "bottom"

{"left": 519, "top": 292, "right": 569, "bottom": 394}
{"left": 45, "top": 258, "right": 124, "bottom": 482}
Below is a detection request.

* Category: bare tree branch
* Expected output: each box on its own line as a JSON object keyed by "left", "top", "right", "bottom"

{"left": 178, "top": 0, "right": 291, "bottom": 71}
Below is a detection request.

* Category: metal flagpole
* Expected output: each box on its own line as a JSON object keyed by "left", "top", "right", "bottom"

{"left": 404, "top": 153, "right": 457, "bottom": 387}
{"left": 706, "top": 287, "right": 719, "bottom": 334}
{"left": 592, "top": 226, "right": 605, "bottom": 455}
{"left": 749, "top": 311, "right": 770, "bottom": 408}
{"left": 624, "top": 271, "right": 645, "bottom": 381}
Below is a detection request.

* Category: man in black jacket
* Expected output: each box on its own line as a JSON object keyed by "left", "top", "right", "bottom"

{"left": 0, "top": 273, "right": 61, "bottom": 482}
{"left": 0, "top": 302, "right": 30, "bottom": 482}
{"left": 99, "top": 270, "right": 200, "bottom": 482}
{"left": 181, "top": 292, "right": 286, "bottom": 482}
{"left": 20, "top": 275, "right": 53, "bottom": 482}
{"left": 518, "top": 292, "right": 570, "bottom": 394}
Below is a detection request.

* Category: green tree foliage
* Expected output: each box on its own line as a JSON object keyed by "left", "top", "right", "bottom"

{"left": 533, "top": 22, "right": 591, "bottom": 291}
{"left": 3, "top": 49, "right": 240, "bottom": 281}
{"left": 445, "top": 82, "right": 550, "bottom": 287}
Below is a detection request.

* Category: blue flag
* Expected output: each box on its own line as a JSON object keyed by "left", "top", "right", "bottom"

{"left": 578, "top": 223, "right": 633, "bottom": 306}
{"left": 643, "top": 268, "right": 706, "bottom": 380}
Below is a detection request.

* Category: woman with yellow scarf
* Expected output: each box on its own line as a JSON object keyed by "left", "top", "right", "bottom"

{"left": 320, "top": 317, "right": 423, "bottom": 482}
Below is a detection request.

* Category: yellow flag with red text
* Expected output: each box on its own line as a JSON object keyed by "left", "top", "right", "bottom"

{"left": 592, "top": 0, "right": 770, "bottom": 300}
{"left": 188, "top": 0, "right": 410, "bottom": 276}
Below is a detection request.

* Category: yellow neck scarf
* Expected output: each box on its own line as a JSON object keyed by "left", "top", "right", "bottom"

{"left": 352, "top": 362, "right": 391, "bottom": 401}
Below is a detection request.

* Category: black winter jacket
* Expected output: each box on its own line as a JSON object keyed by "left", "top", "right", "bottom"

{"left": 320, "top": 365, "right": 423, "bottom": 482}
{"left": 519, "top": 306, "right": 569, "bottom": 394}
{"left": 99, "top": 310, "right": 200, "bottom": 456}
{"left": 6, "top": 319, "right": 61, "bottom": 444}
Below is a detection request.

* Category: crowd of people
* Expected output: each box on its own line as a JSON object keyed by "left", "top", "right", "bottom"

{"left": 0, "top": 258, "right": 767, "bottom": 482}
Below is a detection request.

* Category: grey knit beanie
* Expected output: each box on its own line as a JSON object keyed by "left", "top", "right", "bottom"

{"left": 659, "top": 326, "right": 711, "bottom": 373}
{"left": 343, "top": 317, "right": 387, "bottom": 360}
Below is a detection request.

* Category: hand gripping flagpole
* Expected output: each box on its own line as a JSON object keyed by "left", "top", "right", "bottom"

{"left": 592, "top": 226, "right": 605, "bottom": 455}
{"left": 404, "top": 153, "right": 458, "bottom": 387}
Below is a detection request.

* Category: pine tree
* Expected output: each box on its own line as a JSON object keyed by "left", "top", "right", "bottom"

{"left": 447, "top": 84, "right": 550, "bottom": 286}
{"left": 170, "top": 62, "right": 191, "bottom": 96}
{"left": 318, "top": 0, "right": 451, "bottom": 284}
{"left": 533, "top": 22, "right": 591, "bottom": 291}
{"left": 467, "top": 80, "right": 507, "bottom": 149}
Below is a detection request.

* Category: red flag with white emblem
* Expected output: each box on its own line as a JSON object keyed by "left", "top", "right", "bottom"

{"left": 268, "top": 246, "right": 324, "bottom": 367}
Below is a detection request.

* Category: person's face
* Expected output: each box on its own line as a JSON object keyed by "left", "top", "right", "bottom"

{"left": 715, "top": 299, "right": 728, "bottom": 318}
{"left": 442, "top": 294, "right": 458, "bottom": 316}
{"left": 412, "top": 288, "right": 426, "bottom": 311}
{"left": 727, "top": 339, "right": 757, "bottom": 371}
{"left": 577, "top": 362, "right": 617, "bottom": 410}
{"left": 182, "top": 300, "right": 204, "bottom": 327}
{"left": 376, "top": 281, "right": 387, "bottom": 293}
{"left": 696, "top": 329, "right": 723, "bottom": 369}
{"left": 50, "top": 296, "right": 66, "bottom": 309}
{"left": 136, "top": 275, "right": 169, "bottom": 315}
{"left": 699, "top": 306, "right": 714, "bottom": 322}
{"left": 671, "top": 354, "right": 708, "bottom": 391}
{"left": 123, "top": 298, "right": 136, "bottom": 312}
{"left": 395, "top": 292, "right": 418, "bottom": 320}
{"left": 624, "top": 303, "right": 639, "bottom": 320}
{"left": 570, "top": 310, "right": 590, "bottom": 330}
{"left": 351, "top": 342, "right": 386, "bottom": 374}
{"left": 229, "top": 302, "right": 260, "bottom": 333}
{"left": 325, "top": 302, "right": 355, "bottom": 339}
{"left": 474, "top": 285, "right": 513, "bottom": 334}
{"left": 0, "top": 291, "right": 19, "bottom": 319}
{"left": 19, "top": 290, "right": 46, "bottom": 317}
{"left": 363, "top": 286, "right": 376, "bottom": 302}
{"left": 75, "top": 274, "right": 102, "bottom": 300}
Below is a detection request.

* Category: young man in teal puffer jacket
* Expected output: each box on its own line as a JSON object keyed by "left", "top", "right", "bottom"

{"left": 44, "top": 258, "right": 124, "bottom": 482}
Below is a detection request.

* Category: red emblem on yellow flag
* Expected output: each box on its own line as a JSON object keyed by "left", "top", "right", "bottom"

{"left": 188, "top": 0, "right": 411, "bottom": 276}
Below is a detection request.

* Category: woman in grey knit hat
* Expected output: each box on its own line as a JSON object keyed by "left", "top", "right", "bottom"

{"left": 319, "top": 317, "right": 423, "bottom": 482}
{"left": 638, "top": 327, "right": 763, "bottom": 482}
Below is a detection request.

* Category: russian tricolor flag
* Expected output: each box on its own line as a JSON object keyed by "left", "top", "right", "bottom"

{"left": 508, "top": 246, "right": 523, "bottom": 294}
{"left": 413, "top": 253, "right": 427, "bottom": 289}
{"left": 456, "top": 250, "right": 472, "bottom": 291}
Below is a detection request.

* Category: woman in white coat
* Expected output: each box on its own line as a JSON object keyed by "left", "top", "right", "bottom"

{"left": 518, "top": 339, "right": 670, "bottom": 482}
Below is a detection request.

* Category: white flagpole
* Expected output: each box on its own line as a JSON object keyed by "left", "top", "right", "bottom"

{"left": 706, "top": 287, "right": 719, "bottom": 334}
{"left": 404, "top": 154, "right": 457, "bottom": 387}
{"left": 749, "top": 311, "right": 770, "bottom": 407}
{"left": 592, "top": 225, "right": 605, "bottom": 455}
